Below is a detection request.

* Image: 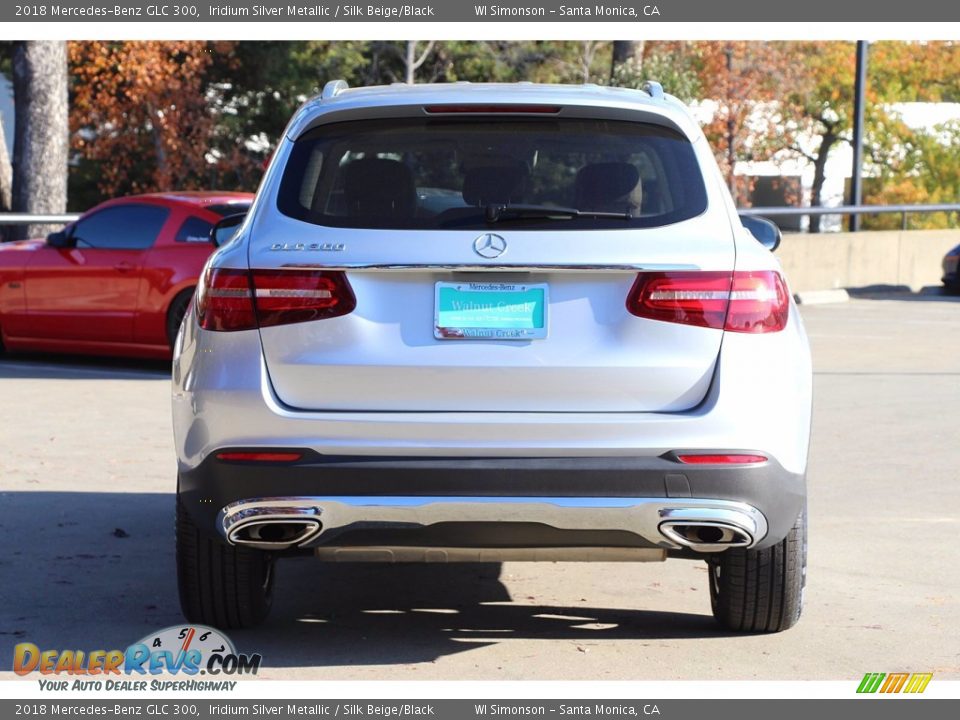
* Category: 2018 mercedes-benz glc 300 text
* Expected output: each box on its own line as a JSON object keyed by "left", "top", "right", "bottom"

{"left": 172, "top": 80, "right": 811, "bottom": 633}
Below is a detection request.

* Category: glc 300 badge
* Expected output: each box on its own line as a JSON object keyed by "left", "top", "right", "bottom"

{"left": 270, "top": 242, "right": 345, "bottom": 252}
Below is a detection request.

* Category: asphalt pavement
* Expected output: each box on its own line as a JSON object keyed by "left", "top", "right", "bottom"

{"left": 1, "top": 293, "right": 958, "bottom": 680}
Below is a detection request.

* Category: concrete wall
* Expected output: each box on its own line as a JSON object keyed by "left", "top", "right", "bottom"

{"left": 776, "top": 229, "right": 959, "bottom": 293}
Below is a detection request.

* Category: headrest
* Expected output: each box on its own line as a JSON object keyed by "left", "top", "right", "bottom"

{"left": 462, "top": 163, "right": 529, "bottom": 206}
{"left": 343, "top": 158, "right": 416, "bottom": 218}
{"left": 574, "top": 162, "right": 643, "bottom": 212}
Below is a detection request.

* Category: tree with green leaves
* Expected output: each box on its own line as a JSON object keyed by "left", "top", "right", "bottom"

{"left": 777, "top": 42, "right": 859, "bottom": 231}
{"left": 778, "top": 41, "right": 960, "bottom": 231}
{"left": 610, "top": 41, "right": 703, "bottom": 102}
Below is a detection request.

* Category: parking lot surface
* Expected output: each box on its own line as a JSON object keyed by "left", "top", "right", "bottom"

{"left": 2, "top": 294, "right": 959, "bottom": 680}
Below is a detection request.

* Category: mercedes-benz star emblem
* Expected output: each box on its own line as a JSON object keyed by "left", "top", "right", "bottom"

{"left": 473, "top": 233, "right": 507, "bottom": 259}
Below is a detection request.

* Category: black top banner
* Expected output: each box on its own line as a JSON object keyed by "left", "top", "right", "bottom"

{"left": 5, "top": 0, "right": 960, "bottom": 22}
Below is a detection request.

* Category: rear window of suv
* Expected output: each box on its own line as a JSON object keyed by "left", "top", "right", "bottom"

{"left": 277, "top": 117, "right": 708, "bottom": 230}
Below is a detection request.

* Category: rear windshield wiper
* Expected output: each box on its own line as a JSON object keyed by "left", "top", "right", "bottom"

{"left": 484, "top": 203, "right": 632, "bottom": 223}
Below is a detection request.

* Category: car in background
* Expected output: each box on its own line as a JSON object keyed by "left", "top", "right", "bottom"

{"left": 0, "top": 191, "right": 253, "bottom": 359}
{"left": 943, "top": 243, "right": 960, "bottom": 293}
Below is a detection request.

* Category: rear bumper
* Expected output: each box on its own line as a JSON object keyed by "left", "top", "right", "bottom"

{"left": 173, "top": 304, "right": 812, "bottom": 477}
{"left": 173, "top": 298, "right": 811, "bottom": 558}
{"left": 178, "top": 453, "right": 805, "bottom": 553}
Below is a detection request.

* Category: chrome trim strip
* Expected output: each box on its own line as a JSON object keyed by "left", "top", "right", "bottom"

{"left": 218, "top": 496, "right": 768, "bottom": 553}
{"left": 272, "top": 263, "right": 700, "bottom": 273}
{"left": 312, "top": 546, "right": 667, "bottom": 563}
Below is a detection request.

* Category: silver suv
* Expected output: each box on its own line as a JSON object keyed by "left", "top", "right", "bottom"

{"left": 173, "top": 80, "right": 811, "bottom": 633}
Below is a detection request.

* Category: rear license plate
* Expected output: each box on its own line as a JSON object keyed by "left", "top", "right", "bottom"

{"left": 434, "top": 282, "right": 548, "bottom": 340}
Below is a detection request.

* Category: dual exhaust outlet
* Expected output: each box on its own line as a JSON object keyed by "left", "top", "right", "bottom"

{"left": 657, "top": 521, "right": 753, "bottom": 552}
{"left": 228, "top": 517, "right": 323, "bottom": 549}
{"left": 220, "top": 497, "right": 763, "bottom": 556}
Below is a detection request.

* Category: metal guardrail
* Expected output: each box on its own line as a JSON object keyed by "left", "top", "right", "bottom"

{"left": 0, "top": 213, "right": 81, "bottom": 225}
{"left": 739, "top": 203, "right": 960, "bottom": 231}
{"left": 0, "top": 205, "right": 958, "bottom": 231}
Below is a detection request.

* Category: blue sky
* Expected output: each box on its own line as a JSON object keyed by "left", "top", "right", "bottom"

{"left": 1, "top": 73, "right": 13, "bottom": 156}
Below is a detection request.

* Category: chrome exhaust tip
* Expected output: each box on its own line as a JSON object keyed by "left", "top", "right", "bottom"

{"left": 220, "top": 501, "right": 324, "bottom": 549}
{"left": 657, "top": 506, "right": 761, "bottom": 552}
{"left": 227, "top": 518, "right": 322, "bottom": 549}
{"left": 659, "top": 521, "right": 753, "bottom": 551}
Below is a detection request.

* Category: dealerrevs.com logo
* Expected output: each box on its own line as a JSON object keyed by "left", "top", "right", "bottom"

{"left": 13, "top": 625, "right": 261, "bottom": 691}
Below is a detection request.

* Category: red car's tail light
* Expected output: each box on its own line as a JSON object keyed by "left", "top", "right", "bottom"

{"left": 626, "top": 270, "right": 789, "bottom": 333}
{"left": 197, "top": 268, "right": 355, "bottom": 331}
{"left": 676, "top": 453, "right": 768, "bottom": 465}
{"left": 251, "top": 270, "right": 356, "bottom": 328}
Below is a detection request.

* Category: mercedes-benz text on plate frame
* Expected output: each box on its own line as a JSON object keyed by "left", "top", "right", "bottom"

{"left": 473, "top": 232, "right": 507, "bottom": 258}
{"left": 172, "top": 79, "right": 812, "bottom": 633}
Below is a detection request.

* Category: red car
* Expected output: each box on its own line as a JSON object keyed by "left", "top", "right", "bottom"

{"left": 0, "top": 191, "right": 253, "bottom": 359}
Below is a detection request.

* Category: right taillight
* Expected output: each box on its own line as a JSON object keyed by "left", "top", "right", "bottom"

{"left": 724, "top": 271, "right": 790, "bottom": 333}
{"left": 626, "top": 270, "right": 789, "bottom": 333}
{"left": 197, "top": 268, "right": 356, "bottom": 331}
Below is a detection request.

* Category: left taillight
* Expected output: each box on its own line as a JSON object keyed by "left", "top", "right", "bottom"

{"left": 197, "top": 268, "right": 355, "bottom": 331}
{"left": 252, "top": 269, "right": 356, "bottom": 327}
{"left": 196, "top": 268, "right": 256, "bottom": 331}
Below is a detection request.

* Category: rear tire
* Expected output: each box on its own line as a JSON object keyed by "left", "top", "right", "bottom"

{"left": 166, "top": 289, "right": 194, "bottom": 351}
{"left": 176, "top": 497, "right": 274, "bottom": 629}
{"left": 708, "top": 507, "right": 806, "bottom": 633}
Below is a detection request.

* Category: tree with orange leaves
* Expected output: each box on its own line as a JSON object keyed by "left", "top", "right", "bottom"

{"left": 697, "top": 42, "right": 799, "bottom": 206}
{"left": 69, "top": 41, "right": 238, "bottom": 197}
